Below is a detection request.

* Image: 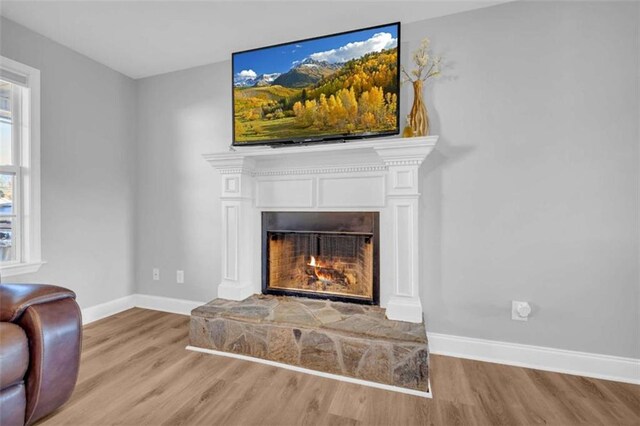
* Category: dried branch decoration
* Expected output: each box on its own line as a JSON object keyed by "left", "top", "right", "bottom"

{"left": 401, "top": 37, "right": 443, "bottom": 84}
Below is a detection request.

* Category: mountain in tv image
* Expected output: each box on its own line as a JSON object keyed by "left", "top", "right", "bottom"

{"left": 233, "top": 26, "right": 399, "bottom": 143}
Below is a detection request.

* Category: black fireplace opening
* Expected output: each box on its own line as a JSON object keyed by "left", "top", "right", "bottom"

{"left": 262, "top": 212, "right": 379, "bottom": 305}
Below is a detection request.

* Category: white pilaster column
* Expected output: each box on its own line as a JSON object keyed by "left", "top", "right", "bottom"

{"left": 375, "top": 139, "right": 437, "bottom": 323}
{"left": 208, "top": 156, "right": 256, "bottom": 301}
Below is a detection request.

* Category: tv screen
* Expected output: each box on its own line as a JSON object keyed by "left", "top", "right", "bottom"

{"left": 232, "top": 22, "right": 400, "bottom": 146}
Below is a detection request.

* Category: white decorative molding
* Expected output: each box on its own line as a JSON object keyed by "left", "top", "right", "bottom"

{"left": 254, "top": 164, "right": 387, "bottom": 176}
{"left": 134, "top": 294, "right": 205, "bottom": 316}
{"left": 81, "top": 294, "right": 205, "bottom": 325}
{"left": 186, "top": 345, "right": 432, "bottom": 398}
{"left": 317, "top": 175, "right": 386, "bottom": 208}
{"left": 217, "top": 281, "right": 254, "bottom": 301}
{"left": 428, "top": 332, "right": 640, "bottom": 385}
{"left": 204, "top": 136, "right": 438, "bottom": 317}
{"left": 386, "top": 295, "right": 423, "bottom": 323}
{"left": 0, "top": 261, "right": 46, "bottom": 278}
{"left": 81, "top": 295, "right": 136, "bottom": 325}
{"left": 222, "top": 204, "right": 239, "bottom": 281}
{"left": 218, "top": 168, "right": 252, "bottom": 175}
{"left": 203, "top": 136, "right": 438, "bottom": 173}
{"left": 382, "top": 160, "right": 424, "bottom": 166}
{"left": 0, "top": 56, "right": 43, "bottom": 277}
{"left": 256, "top": 177, "right": 315, "bottom": 208}
{"left": 393, "top": 169, "right": 415, "bottom": 190}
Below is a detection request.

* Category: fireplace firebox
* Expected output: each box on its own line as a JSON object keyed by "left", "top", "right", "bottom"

{"left": 262, "top": 212, "right": 379, "bottom": 305}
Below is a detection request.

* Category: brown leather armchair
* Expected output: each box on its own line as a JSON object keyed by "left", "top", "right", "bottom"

{"left": 0, "top": 284, "right": 82, "bottom": 426}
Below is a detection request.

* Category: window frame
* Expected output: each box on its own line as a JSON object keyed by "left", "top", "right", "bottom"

{"left": 0, "top": 56, "right": 43, "bottom": 277}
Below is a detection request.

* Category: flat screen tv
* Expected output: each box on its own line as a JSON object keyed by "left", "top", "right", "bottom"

{"left": 232, "top": 22, "right": 400, "bottom": 146}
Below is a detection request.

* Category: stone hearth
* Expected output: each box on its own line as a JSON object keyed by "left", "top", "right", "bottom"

{"left": 189, "top": 295, "right": 429, "bottom": 392}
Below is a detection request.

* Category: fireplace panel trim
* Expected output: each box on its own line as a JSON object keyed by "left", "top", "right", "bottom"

{"left": 255, "top": 177, "right": 315, "bottom": 208}
{"left": 223, "top": 204, "right": 239, "bottom": 281}
{"left": 317, "top": 175, "right": 386, "bottom": 208}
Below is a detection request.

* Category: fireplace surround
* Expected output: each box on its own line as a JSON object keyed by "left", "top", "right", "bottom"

{"left": 262, "top": 211, "right": 379, "bottom": 304}
{"left": 204, "top": 136, "right": 438, "bottom": 323}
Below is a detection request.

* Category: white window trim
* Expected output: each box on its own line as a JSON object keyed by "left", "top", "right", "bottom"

{"left": 0, "top": 56, "right": 44, "bottom": 278}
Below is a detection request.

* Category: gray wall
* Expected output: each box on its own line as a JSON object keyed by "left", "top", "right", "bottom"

{"left": 135, "top": 62, "right": 225, "bottom": 302}
{"left": 134, "top": 1, "right": 639, "bottom": 358}
{"left": 410, "top": 1, "right": 639, "bottom": 358}
{"left": 0, "top": 17, "right": 137, "bottom": 309}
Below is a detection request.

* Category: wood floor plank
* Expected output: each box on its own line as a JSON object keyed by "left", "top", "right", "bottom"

{"left": 38, "top": 309, "right": 640, "bottom": 426}
{"left": 601, "top": 380, "right": 640, "bottom": 418}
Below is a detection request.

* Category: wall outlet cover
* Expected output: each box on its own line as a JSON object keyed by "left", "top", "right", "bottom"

{"left": 512, "top": 300, "right": 531, "bottom": 321}
{"left": 177, "top": 270, "right": 184, "bottom": 284}
{"left": 153, "top": 268, "right": 160, "bottom": 281}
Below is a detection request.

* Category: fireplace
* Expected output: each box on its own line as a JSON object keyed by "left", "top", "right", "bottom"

{"left": 262, "top": 212, "right": 379, "bottom": 305}
{"left": 206, "top": 136, "right": 438, "bottom": 322}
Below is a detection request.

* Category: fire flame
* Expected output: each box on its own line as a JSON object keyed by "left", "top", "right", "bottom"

{"left": 308, "top": 256, "right": 334, "bottom": 282}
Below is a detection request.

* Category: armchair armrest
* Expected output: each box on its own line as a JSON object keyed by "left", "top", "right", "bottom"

{"left": 0, "top": 284, "right": 81, "bottom": 425}
{"left": 0, "top": 283, "right": 76, "bottom": 322}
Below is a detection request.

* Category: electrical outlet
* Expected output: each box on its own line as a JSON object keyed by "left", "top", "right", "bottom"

{"left": 152, "top": 268, "right": 160, "bottom": 281}
{"left": 176, "top": 270, "right": 184, "bottom": 284}
{"left": 512, "top": 301, "right": 531, "bottom": 321}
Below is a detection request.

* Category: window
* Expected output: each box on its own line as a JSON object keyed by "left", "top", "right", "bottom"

{"left": 0, "top": 56, "right": 42, "bottom": 277}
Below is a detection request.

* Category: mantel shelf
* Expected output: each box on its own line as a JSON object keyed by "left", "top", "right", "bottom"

{"left": 203, "top": 135, "right": 439, "bottom": 166}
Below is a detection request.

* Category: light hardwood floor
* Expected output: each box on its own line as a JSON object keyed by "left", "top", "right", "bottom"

{"left": 39, "top": 308, "right": 639, "bottom": 425}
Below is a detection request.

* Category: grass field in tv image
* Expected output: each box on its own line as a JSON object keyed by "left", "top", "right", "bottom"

{"left": 233, "top": 24, "right": 399, "bottom": 144}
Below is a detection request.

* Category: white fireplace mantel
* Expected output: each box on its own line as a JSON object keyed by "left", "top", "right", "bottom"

{"left": 204, "top": 135, "right": 438, "bottom": 323}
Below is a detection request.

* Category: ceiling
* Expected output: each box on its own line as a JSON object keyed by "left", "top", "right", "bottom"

{"left": 0, "top": 1, "right": 507, "bottom": 79}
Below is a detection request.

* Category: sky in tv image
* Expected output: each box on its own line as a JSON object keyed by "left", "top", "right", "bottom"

{"left": 233, "top": 23, "right": 399, "bottom": 144}
{"left": 234, "top": 25, "right": 398, "bottom": 86}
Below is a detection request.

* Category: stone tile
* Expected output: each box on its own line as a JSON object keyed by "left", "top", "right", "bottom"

{"left": 393, "top": 348, "right": 429, "bottom": 391}
{"left": 392, "top": 343, "right": 420, "bottom": 364}
{"left": 326, "top": 314, "right": 426, "bottom": 343}
{"left": 332, "top": 303, "right": 366, "bottom": 316}
{"left": 244, "top": 327, "right": 268, "bottom": 358}
{"left": 191, "top": 305, "right": 229, "bottom": 319}
{"left": 339, "top": 338, "right": 368, "bottom": 375}
{"left": 209, "top": 319, "right": 227, "bottom": 349}
{"left": 223, "top": 305, "right": 271, "bottom": 322}
{"left": 364, "top": 308, "right": 387, "bottom": 320}
{"left": 247, "top": 294, "right": 281, "bottom": 308}
{"left": 297, "top": 299, "right": 328, "bottom": 310}
{"left": 357, "top": 344, "right": 393, "bottom": 384}
{"left": 222, "top": 320, "right": 244, "bottom": 351}
{"left": 227, "top": 334, "right": 251, "bottom": 356}
{"left": 300, "top": 331, "right": 341, "bottom": 374}
{"left": 272, "top": 301, "right": 320, "bottom": 327}
{"left": 242, "top": 322, "right": 268, "bottom": 342}
{"left": 189, "top": 316, "right": 210, "bottom": 348}
{"left": 267, "top": 326, "right": 300, "bottom": 364}
{"left": 312, "top": 307, "right": 343, "bottom": 325}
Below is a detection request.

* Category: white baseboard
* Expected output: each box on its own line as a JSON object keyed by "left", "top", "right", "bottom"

{"left": 133, "top": 294, "right": 204, "bottom": 316}
{"left": 81, "top": 295, "right": 640, "bottom": 386}
{"left": 428, "top": 332, "right": 640, "bottom": 385}
{"left": 81, "top": 293, "right": 204, "bottom": 325}
{"left": 186, "top": 345, "right": 432, "bottom": 398}
{"left": 81, "top": 295, "right": 136, "bottom": 324}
